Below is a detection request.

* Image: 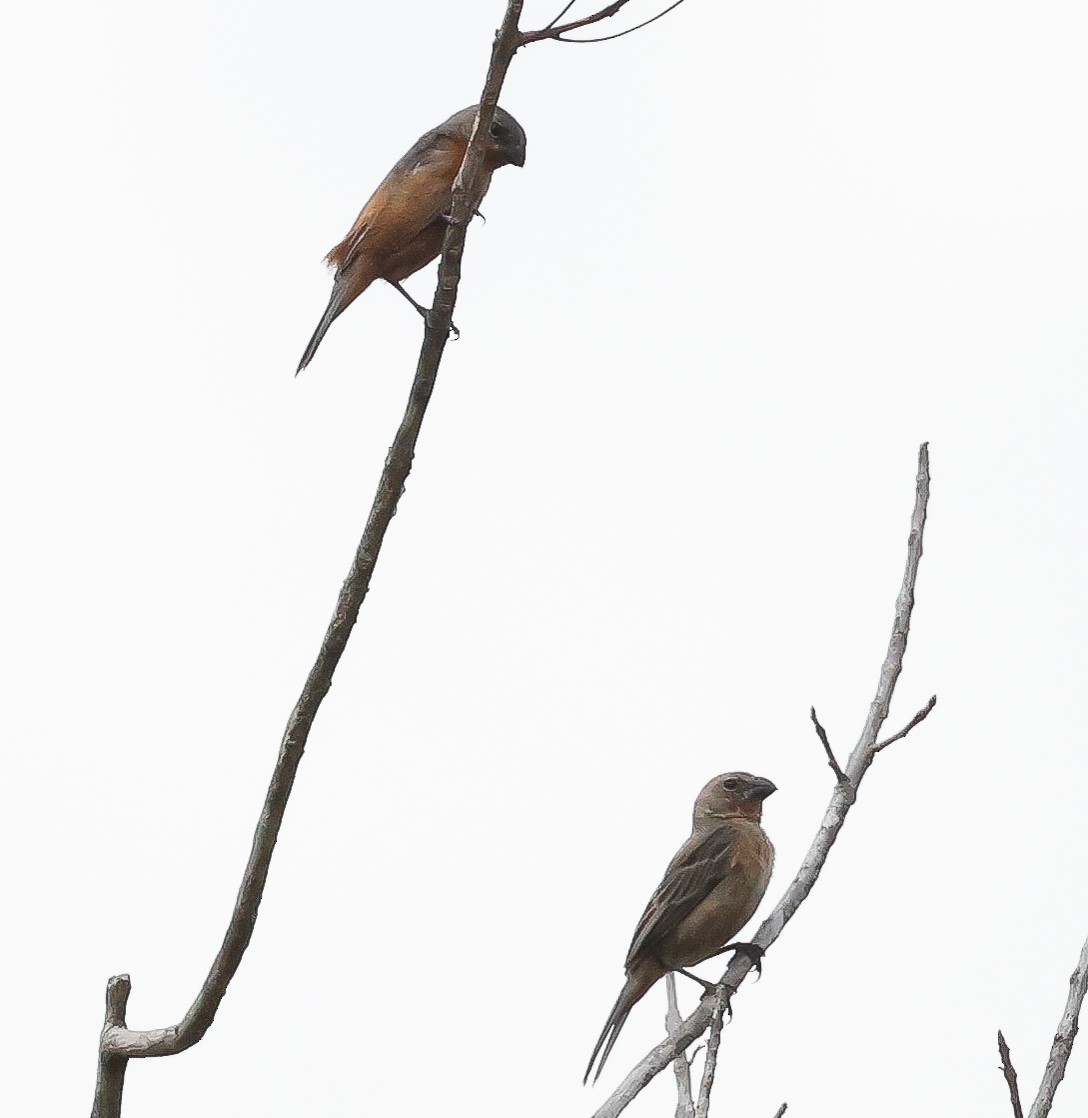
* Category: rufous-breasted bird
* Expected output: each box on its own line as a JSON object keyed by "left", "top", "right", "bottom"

{"left": 297, "top": 104, "right": 526, "bottom": 372}
{"left": 585, "top": 772, "right": 776, "bottom": 1084}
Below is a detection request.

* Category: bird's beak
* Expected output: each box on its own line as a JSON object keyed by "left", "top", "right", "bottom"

{"left": 748, "top": 778, "right": 777, "bottom": 801}
{"left": 510, "top": 147, "right": 526, "bottom": 168}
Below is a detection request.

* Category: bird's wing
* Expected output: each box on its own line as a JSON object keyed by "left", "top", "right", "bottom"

{"left": 327, "top": 132, "right": 467, "bottom": 273}
{"left": 625, "top": 824, "right": 739, "bottom": 968}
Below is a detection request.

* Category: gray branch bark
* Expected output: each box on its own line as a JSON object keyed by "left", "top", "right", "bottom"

{"left": 590, "top": 443, "right": 935, "bottom": 1118}
{"left": 692, "top": 989, "right": 726, "bottom": 1118}
{"left": 666, "top": 974, "right": 695, "bottom": 1118}
{"left": 1027, "top": 931, "right": 1088, "bottom": 1118}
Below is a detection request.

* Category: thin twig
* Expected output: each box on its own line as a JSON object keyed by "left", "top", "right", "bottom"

{"left": 543, "top": 0, "right": 578, "bottom": 30}
{"left": 809, "top": 706, "right": 847, "bottom": 782}
{"left": 90, "top": 4, "right": 530, "bottom": 1116}
{"left": 998, "top": 1030, "right": 1025, "bottom": 1118}
{"left": 558, "top": 0, "right": 688, "bottom": 43}
{"left": 693, "top": 987, "right": 726, "bottom": 1118}
{"left": 771, "top": 1106, "right": 788, "bottom": 1118}
{"left": 520, "top": 0, "right": 631, "bottom": 43}
{"left": 666, "top": 974, "right": 694, "bottom": 1118}
{"left": 1027, "top": 931, "right": 1088, "bottom": 1118}
{"left": 873, "top": 694, "right": 937, "bottom": 751}
{"left": 589, "top": 444, "right": 934, "bottom": 1118}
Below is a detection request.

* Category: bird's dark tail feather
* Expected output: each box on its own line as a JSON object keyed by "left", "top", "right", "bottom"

{"left": 584, "top": 974, "right": 647, "bottom": 1085}
{"left": 296, "top": 283, "right": 351, "bottom": 374}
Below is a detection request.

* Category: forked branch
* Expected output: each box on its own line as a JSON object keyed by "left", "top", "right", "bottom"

{"left": 590, "top": 444, "right": 936, "bottom": 1118}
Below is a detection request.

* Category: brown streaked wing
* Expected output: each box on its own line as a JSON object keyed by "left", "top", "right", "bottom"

{"left": 624, "top": 824, "right": 739, "bottom": 968}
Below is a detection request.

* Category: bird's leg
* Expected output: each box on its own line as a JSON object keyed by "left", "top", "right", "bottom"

{"left": 670, "top": 970, "right": 738, "bottom": 1024}
{"left": 671, "top": 968, "right": 736, "bottom": 1021}
{"left": 387, "top": 281, "right": 460, "bottom": 340}
{"left": 672, "top": 967, "right": 718, "bottom": 995}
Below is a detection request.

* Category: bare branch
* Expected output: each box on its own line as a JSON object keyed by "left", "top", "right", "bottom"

{"left": 556, "top": 0, "right": 688, "bottom": 43}
{"left": 520, "top": 1, "right": 633, "bottom": 44}
{"left": 809, "top": 706, "right": 848, "bottom": 783}
{"left": 91, "top": 3, "right": 530, "bottom": 1113}
{"left": 693, "top": 988, "right": 726, "bottom": 1118}
{"left": 91, "top": 976, "right": 131, "bottom": 1118}
{"left": 1027, "top": 931, "right": 1088, "bottom": 1118}
{"left": 590, "top": 444, "right": 934, "bottom": 1118}
{"left": 771, "top": 1106, "right": 788, "bottom": 1118}
{"left": 998, "top": 1031, "right": 1025, "bottom": 1118}
{"left": 873, "top": 694, "right": 937, "bottom": 751}
{"left": 666, "top": 974, "right": 694, "bottom": 1118}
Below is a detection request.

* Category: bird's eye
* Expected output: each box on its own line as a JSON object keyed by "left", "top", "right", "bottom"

{"left": 722, "top": 779, "right": 739, "bottom": 791}
{"left": 489, "top": 122, "right": 503, "bottom": 137}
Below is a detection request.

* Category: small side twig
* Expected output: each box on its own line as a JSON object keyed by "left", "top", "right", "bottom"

{"left": 809, "top": 707, "right": 847, "bottom": 783}
{"left": 771, "top": 1105, "right": 788, "bottom": 1118}
{"left": 665, "top": 974, "right": 694, "bottom": 1118}
{"left": 873, "top": 694, "right": 937, "bottom": 751}
{"left": 520, "top": 0, "right": 630, "bottom": 42}
{"left": 997, "top": 1030, "right": 1025, "bottom": 1118}
{"left": 692, "top": 987, "right": 726, "bottom": 1118}
{"left": 1027, "top": 931, "right": 1088, "bottom": 1118}
{"left": 520, "top": 0, "right": 688, "bottom": 45}
{"left": 543, "top": 0, "right": 578, "bottom": 29}
{"left": 555, "top": 0, "right": 688, "bottom": 43}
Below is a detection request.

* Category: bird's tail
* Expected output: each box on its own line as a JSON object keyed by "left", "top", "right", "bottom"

{"left": 296, "top": 271, "right": 370, "bottom": 374}
{"left": 584, "top": 968, "right": 658, "bottom": 1085}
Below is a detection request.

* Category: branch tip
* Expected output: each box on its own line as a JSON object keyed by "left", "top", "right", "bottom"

{"left": 997, "top": 1030, "right": 1025, "bottom": 1118}
{"left": 809, "top": 706, "right": 848, "bottom": 783}
{"left": 873, "top": 695, "right": 937, "bottom": 752}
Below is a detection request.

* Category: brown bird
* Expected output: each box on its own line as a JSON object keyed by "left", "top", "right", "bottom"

{"left": 585, "top": 771, "right": 776, "bottom": 1084}
{"left": 297, "top": 104, "right": 527, "bottom": 372}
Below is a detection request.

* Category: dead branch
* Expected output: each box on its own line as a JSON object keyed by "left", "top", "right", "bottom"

{"left": 520, "top": 0, "right": 687, "bottom": 44}
{"left": 521, "top": 1, "right": 631, "bottom": 43}
{"left": 589, "top": 443, "right": 935, "bottom": 1118}
{"left": 997, "top": 1030, "right": 1025, "bottom": 1118}
{"left": 809, "top": 706, "right": 847, "bottom": 782}
{"left": 693, "top": 987, "right": 726, "bottom": 1118}
{"left": 90, "top": 3, "right": 519, "bottom": 1115}
{"left": 1027, "top": 931, "right": 1088, "bottom": 1118}
{"left": 874, "top": 694, "right": 937, "bottom": 751}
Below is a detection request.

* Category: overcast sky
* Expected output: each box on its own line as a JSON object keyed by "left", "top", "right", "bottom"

{"left": 3, "top": 1, "right": 1087, "bottom": 1116}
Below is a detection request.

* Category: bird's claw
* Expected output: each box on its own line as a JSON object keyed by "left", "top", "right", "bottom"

{"left": 674, "top": 970, "right": 736, "bottom": 1018}
{"left": 707, "top": 981, "right": 736, "bottom": 1021}
{"left": 722, "top": 941, "right": 764, "bottom": 979}
{"left": 437, "top": 209, "right": 485, "bottom": 225}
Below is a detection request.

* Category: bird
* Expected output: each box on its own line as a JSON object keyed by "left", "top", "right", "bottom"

{"left": 584, "top": 771, "right": 777, "bottom": 1085}
{"left": 297, "top": 104, "right": 527, "bottom": 372}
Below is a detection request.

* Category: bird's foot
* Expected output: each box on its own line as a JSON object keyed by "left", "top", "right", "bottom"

{"left": 673, "top": 969, "right": 736, "bottom": 1019}
{"left": 673, "top": 967, "right": 717, "bottom": 995}
{"left": 437, "top": 209, "right": 485, "bottom": 224}
{"left": 388, "top": 281, "right": 459, "bottom": 338}
{"left": 718, "top": 941, "right": 765, "bottom": 978}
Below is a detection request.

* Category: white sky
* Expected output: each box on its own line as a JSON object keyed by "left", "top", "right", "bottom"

{"left": 2, "top": 1, "right": 1087, "bottom": 1115}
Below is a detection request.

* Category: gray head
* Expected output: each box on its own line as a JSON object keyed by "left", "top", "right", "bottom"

{"left": 439, "top": 104, "right": 527, "bottom": 168}
{"left": 693, "top": 772, "right": 777, "bottom": 825}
